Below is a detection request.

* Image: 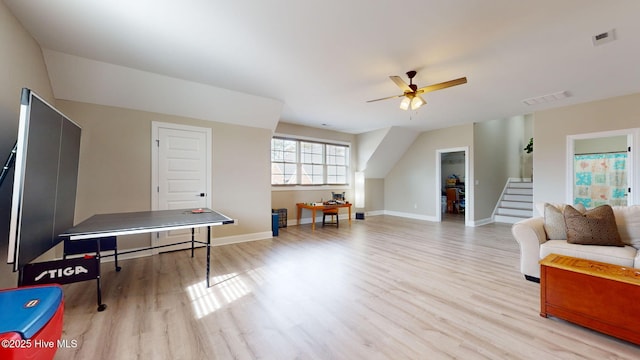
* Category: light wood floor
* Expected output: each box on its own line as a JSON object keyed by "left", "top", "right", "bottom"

{"left": 56, "top": 215, "right": 640, "bottom": 359}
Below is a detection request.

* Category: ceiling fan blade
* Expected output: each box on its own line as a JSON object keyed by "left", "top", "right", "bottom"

{"left": 416, "top": 77, "right": 467, "bottom": 94}
{"left": 390, "top": 76, "right": 412, "bottom": 92}
{"left": 366, "top": 93, "right": 405, "bottom": 103}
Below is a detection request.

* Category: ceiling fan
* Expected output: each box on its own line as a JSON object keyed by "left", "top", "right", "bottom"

{"left": 367, "top": 71, "right": 467, "bottom": 110}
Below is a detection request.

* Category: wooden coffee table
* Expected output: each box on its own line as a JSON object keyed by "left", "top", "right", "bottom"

{"left": 540, "top": 254, "right": 640, "bottom": 345}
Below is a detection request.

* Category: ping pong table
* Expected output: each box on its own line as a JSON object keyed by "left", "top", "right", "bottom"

{"left": 60, "top": 208, "right": 234, "bottom": 311}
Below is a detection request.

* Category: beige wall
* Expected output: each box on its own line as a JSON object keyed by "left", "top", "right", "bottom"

{"left": 0, "top": 5, "right": 53, "bottom": 112}
{"left": 0, "top": 3, "right": 55, "bottom": 288}
{"left": 272, "top": 122, "right": 357, "bottom": 223}
{"left": 574, "top": 135, "right": 627, "bottom": 154}
{"left": 365, "top": 178, "right": 385, "bottom": 212}
{"left": 473, "top": 116, "right": 528, "bottom": 220}
{"left": 57, "top": 100, "right": 273, "bottom": 248}
{"left": 384, "top": 124, "right": 474, "bottom": 219}
{"left": 533, "top": 93, "right": 640, "bottom": 206}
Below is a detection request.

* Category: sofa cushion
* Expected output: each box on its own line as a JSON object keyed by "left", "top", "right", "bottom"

{"left": 564, "top": 205, "right": 624, "bottom": 246}
{"left": 540, "top": 240, "right": 636, "bottom": 268}
{"left": 612, "top": 205, "right": 640, "bottom": 247}
{"left": 544, "top": 204, "right": 566, "bottom": 240}
{"left": 535, "top": 202, "right": 585, "bottom": 217}
{"left": 542, "top": 203, "right": 586, "bottom": 240}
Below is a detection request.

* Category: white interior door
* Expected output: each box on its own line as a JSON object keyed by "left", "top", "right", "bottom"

{"left": 152, "top": 122, "right": 211, "bottom": 252}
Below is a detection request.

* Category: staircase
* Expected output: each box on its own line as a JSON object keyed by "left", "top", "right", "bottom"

{"left": 494, "top": 179, "right": 533, "bottom": 224}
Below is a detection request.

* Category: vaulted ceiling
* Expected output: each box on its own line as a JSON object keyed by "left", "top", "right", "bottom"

{"left": 5, "top": 0, "right": 640, "bottom": 134}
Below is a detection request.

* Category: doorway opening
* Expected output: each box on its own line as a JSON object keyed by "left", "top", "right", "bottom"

{"left": 567, "top": 129, "right": 638, "bottom": 207}
{"left": 436, "top": 147, "right": 470, "bottom": 225}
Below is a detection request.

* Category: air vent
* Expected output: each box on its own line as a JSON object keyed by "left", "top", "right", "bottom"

{"left": 592, "top": 29, "right": 616, "bottom": 46}
{"left": 522, "top": 91, "right": 570, "bottom": 106}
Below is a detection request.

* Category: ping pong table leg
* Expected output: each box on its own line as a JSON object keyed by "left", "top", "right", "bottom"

{"left": 206, "top": 226, "right": 211, "bottom": 287}
{"left": 191, "top": 228, "right": 195, "bottom": 258}
{"left": 114, "top": 237, "right": 122, "bottom": 272}
{"left": 96, "top": 238, "right": 107, "bottom": 312}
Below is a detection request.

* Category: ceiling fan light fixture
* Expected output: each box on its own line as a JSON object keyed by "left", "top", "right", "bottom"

{"left": 410, "top": 96, "right": 425, "bottom": 110}
{"left": 399, "top": 97, "right": 411, "bottom": 110}
{"left": 367, "top": 71, "right": 466, "bottom": 111}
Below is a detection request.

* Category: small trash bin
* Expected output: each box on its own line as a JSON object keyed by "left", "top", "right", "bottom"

{"left": 272, "top": 213, "right": 279, "bottom": 236}
{"left": 0, "top": 285, "right": 64, "bottom": 360}
{"left": 273, "top": 208, "right": 287, "bottom": 228}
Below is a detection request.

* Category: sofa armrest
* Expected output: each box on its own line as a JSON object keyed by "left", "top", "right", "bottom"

{"left": 512, "top": 217, "right": 547, "bottom": 279}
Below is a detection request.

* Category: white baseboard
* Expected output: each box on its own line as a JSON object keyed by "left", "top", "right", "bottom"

{"left": 212, "top": 231, "right": 273, "bottom": 246}
{"left": 366, "top": 210, "right": 494, "bottom": 227}
{"left": 470, "top": 217, "right": 493, "bottom": 227}
{"left": 69, "top": 212, "right": 497, "bottom": 265}
{"left": 382, "top": 210, "right": 438, "bottom": 222}
{"left": 64, "top": 248, "right": 154, "bottom": 263}
{"left": 64, "top": 231, "right": 274, "bottom": 263}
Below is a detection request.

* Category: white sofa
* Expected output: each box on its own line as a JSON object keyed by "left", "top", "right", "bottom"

{"left": 512, "top": 204, "right": 640, "bottom": 281}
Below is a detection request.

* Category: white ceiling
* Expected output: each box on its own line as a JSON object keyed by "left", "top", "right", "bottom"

{"left": 5, "top": 0, "right": 640, "bottom": 134}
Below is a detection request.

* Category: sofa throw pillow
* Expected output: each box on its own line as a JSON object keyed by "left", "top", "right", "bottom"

{"left": 543, "top": 203, "right": 586, "bottom": 240}
{"left": 544, "top": 204, "right": 567, "bottom": 240}
{"left": 564, "top": 205, "right": 624, "bottom": 246}
{"left": 610, "top": 205, "right": 640, "bottom": 247}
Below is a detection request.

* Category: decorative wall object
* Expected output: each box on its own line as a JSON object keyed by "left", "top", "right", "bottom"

{"left": 574, "top": 152, "right": 627, "bottom": 208}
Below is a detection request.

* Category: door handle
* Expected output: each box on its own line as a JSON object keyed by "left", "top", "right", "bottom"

{"left": 197, "top": 193, "right": 206, "bottom": 197}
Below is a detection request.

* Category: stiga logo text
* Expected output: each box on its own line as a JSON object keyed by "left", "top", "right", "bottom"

{"left": 34, "top": 266, "right": 89, "bottom": 281}
{"left": 21, "top": 257, "right": 98, "bottom": 286}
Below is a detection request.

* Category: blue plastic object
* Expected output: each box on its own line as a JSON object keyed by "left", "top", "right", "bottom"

{"left": 272, "top": 213, "right": 279, "bottom": 236}
{"left": 0, "top": 285, "right": 63, "bottom": 339}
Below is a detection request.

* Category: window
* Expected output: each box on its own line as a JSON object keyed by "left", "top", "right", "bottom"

{"left": 271, "top": 137, "right": 349, "bottom": 185}
{"left": 326, "top": 144, "right": 348, "bottom": 184}
{"left": 271, "top": 138, "right": 297, "bottom": 184}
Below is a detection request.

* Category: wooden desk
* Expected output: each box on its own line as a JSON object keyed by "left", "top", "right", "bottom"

{"left": 540, "top": 254, "right": 640, "bottom": 345}
{"left": 296, "top": 203, "right": 352, "bottom": 230}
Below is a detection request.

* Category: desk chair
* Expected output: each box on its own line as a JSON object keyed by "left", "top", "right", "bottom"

{"left": 322, "top": 208, "right": 339, "bottom": 227}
